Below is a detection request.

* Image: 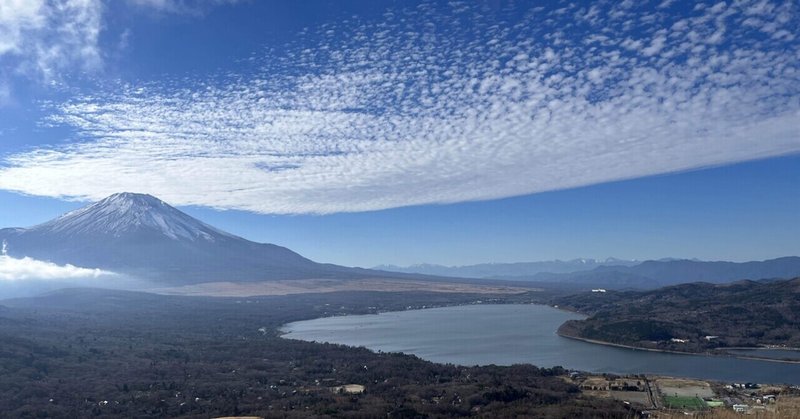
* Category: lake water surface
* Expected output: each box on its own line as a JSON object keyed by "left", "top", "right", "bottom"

{"left": 281, "top": 304, "right": 800, "bottom": 384}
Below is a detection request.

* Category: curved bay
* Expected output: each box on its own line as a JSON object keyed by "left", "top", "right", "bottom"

{"left": 282, "top": 304, "right": 800, "bottom": 384}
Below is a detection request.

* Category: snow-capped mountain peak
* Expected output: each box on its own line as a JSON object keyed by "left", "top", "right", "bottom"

{"left": 31, "top": 192, "right": 229, "bottom": 241}
{"left": 0, "top": 192, "right": 374, "bottom": 285}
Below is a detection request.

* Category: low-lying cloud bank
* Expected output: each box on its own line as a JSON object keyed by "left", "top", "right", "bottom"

{"left": 0, "top": 254, "right": 115, "bottom": 281}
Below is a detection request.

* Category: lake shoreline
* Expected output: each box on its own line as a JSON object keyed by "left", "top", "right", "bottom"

{"left": 556, "top": 329, "right": 800, "bottom": 365}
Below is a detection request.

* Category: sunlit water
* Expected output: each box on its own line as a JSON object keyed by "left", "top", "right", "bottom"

{"left": 281, "top": 304, "right": 800, "bottom": 384}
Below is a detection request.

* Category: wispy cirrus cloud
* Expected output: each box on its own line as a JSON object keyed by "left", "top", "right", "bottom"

{"left": 127, "top": 0, "right": 239, "bottom": 15}
{"left": 0, "top": 0, "right": 236, "bottom": 90}
{"left": 0, "top": 0, "right": 103, "bottom": 82}
{"left": 0, "top": 1, "right": 798, "bottom": 214}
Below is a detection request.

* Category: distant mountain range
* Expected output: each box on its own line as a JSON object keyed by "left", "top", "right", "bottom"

{"left": 529, "top": 257, "right": 800, "bottom": 289}
{"left": 0, "top": 193, "right": 401, "bottom": 285}
{"left": 377, "top": 257, "right": 800, "bottom": 289}
{"left": 2, "top": 192, "right": 799, "bottom": 290}
{"left": 374, "top": 258, "right": 639, "bottom": 278}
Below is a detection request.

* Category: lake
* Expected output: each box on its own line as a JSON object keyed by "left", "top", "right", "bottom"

{"left": 281, "top": 304, "right": 800, "bottom": 384}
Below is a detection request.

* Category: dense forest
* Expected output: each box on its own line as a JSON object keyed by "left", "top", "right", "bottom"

{"left": 0, "top": 288, "right": 633, "bottom": 418}
{"left": 555, "top": 278, "right": 800, "bottom": 353}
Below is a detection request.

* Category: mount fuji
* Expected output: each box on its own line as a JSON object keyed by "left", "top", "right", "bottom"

{"left": 0, "top": 193, "right": 388, "bottom": 285}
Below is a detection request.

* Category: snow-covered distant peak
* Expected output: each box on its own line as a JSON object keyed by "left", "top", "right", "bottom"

{"left": 30, "top": 192, "right": 235, "bottom": 241}
{"left": 99, "top": 192, "right": 167, "bottom": 210}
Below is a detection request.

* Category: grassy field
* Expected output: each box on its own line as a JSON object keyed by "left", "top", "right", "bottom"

{"left": 664, "top": 395, "right": 706, "bottom": 409}
{"left": 656, "top": 378, "right": 715, "bottom": 399}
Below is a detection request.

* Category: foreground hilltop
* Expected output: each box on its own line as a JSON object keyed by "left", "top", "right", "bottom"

{"left": 0, "top": 193, "right": 394, "bottom": 285}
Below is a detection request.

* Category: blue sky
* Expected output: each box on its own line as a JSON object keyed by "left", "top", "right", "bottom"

{"left": 0, "top": 0, "right": 798, "bottom": 267}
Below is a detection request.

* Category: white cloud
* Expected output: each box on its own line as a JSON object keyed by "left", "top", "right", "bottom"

{"left": 0, "top": 1, "right": 798, "bottom": 214}
{"left": 0, "top": 254, "right": 114, "bottom": 281}
{"left": 641, "top": 32, "right": 667, "bottom": 56}
{"left": 0, "top": 79, "right": 10, "bottom": 105}
{"left": 0, "top": 0, "right": 235, "bottom": 90}
{"left": 658, "top": 0, "right": 676, "bottom": 8}
{"left": 126, "top": 0, "right": 240, "bottom": 15}
{"left": 0, "top": 0, "right": 45, "bottom": 55}
{"left": 0, "top": 0, "right": 103, "bottom": 82}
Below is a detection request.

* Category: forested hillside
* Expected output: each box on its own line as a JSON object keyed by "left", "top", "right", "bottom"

{"left": 556, "top": 278, "right": 800, "bottom": 353}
